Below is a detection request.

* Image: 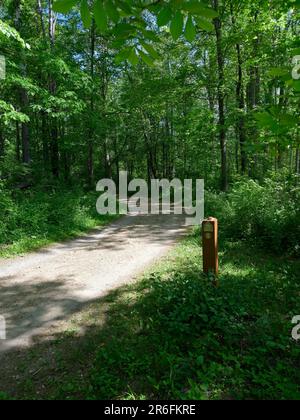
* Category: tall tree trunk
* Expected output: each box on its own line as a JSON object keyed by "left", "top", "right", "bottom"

{"left": 204, "top": 51, "right": 218, "bottom": 170}
{"left": 0, "top": 128, "right": 4, "bottom": 159}
{"left": 246, "top": 11, "right": 260, "bottom": 178}
{"left": 36, "top": 0, "right": 49, "bottom": 172}
{"left": 41, "top": 111, "right": 49, "bottom": 168}
{"left": 50, "top": 123, "right": 59, "bottom": 177}
{"left": 213, "top": 0, "right": 228, "bottom": 191}
{"left": 16, "top": 122, "right": 21, "bottom": 161}
{"left": 100, "top": 40, "right": 110, "bottom": 180}
{"left": 296, "top": 147, "right": 300, "bottom": 175}
{"left": 277, "top": 85, "right": 287, "bottom": 169}
{"left": 236, "top": 43, "right": 247, "bottom": 174}
{"left": 21, "top": 106, "right": 30, "bottom": 164}
{"left": 88, "top": 20, "right": 95, "bottom": 185}
{"left": 296, "top": 133, "right": 300, "bottom": 175}
{"left": 14, "top": 0, "right": 30, "bottom": 164}
{"left": 36, "top": 0, "right": 46, "bottom": 38}
{"left": 231, "top": 3, "right": 247, "bottom": 174}
{"left": 48, "top": 0, "right": 59, "bottom": 177}
{"left": 60, "top": 126, "right": 70, "bottom": 182}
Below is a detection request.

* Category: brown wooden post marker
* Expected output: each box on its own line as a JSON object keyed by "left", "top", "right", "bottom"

{"left": 202, "top": 217, "right": 219, "bottom": 284}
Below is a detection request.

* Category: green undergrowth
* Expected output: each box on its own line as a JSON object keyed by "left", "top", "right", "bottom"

{"left": 1, "top": 232, "right": 299, "bottom": 400}
{"left": 0, "top": 187, "right": 118, "bottom": 257}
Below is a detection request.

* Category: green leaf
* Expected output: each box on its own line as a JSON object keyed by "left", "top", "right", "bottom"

{"left": 195, "top": 17, "right": 214, "bottom": 32}
{"left": 141, "top": 29, "right": 160, "bottom": 43}
{"left": 115, "top": 47, "right": 132, "bottom": 64}
{"left": 268, "top": 67, "right": 289, "bottom": 78}
{"left": 185, "top": 15, "right": 196, "bottom": 42}
{"left": 0, "top": 19, "right": 30, "bottom": 49}
{"left": 170, "top": 12, "right": 184, "bottom": 41}
{"left": 114, "top": 23, "right": 136, "bottom": 39}
{"left": 196, "top": 355, "right": 204, "bottom": 365}
{"left": 105, "top": 0, "right": 120, "bottom": 23}
{"left": 53, "top": 0, "right": 78, "bottom": 14}
{"left": 292, "top": 80, "right": 300, "bottom": 92}
{"left": 255, "top": 112, "right": 276, "bottom": 127}
{"left": 141, "top": 42, "right": 160, "bottom": 60}
{"left": 94, "top": 0, "right": 108, "bottom": 32}
{"left": 128, "top": 48, "right": 139, "bottom": 66}
{"left": 182, "top": 2, "right": 218, "bottom": 18}
{"left": 115, "top": 0, "right": 132, "bottom": 15}
{"left": 138, "top": 50, "right": 154, "bottom": 66}
{"left": 81, "top": 0, "right": 92, "bottom": 29}
{"left": 200, "top": 8, "right": 218, "bottom": 19}
{"left": 279, "top": 113, "right": 299, "bottom": 127}
{"left": 157, "top": 6, "right": 173, "bottom": 27}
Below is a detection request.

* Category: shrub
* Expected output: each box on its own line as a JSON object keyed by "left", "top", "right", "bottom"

{"left": 205, "top": 173, "right": 300, "bottom": 256}
{"left": 0, "top": 186, "right": 115, "bottom": 256}
{"left": 0, "top": 186, "right": 17, "bottom": 243}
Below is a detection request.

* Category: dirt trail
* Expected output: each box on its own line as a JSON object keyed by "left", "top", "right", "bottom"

{"left": 0, "top": 212, "right": 188, "bottom": 353}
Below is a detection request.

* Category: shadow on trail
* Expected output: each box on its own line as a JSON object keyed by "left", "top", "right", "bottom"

{"left": 0, "top": 275, "right": 81, "bottom": 343}
{"left": 0, "top": 240, "right": 299, "bottom": 400}
{"left": 0, "top": 212, "right": 188, "bottom": 350}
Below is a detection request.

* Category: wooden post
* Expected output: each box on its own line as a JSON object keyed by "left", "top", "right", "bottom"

{"left": 202, "top": 218, "right": 219, "bottom": 284}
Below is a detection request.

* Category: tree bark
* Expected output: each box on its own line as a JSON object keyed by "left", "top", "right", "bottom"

{"left": 0, "top": 128, "right": 4, "bottom": 159}
{"left": 213, "top": 0, "right": 228, "bottom": 191}
{"left": 236, "top": 43, "right": 247, "bottom": 174}
{"left": 14, "top": 0, "right": 30, "bottom": 164}
{"left": 48, "top": 0, "right": 59, "bottom": 178}
{"left": 36, "top": 0, "right": 46, "bottom": 39}
{"left": 88, "top": 20, "right": 95, "bottom": 185}
{"left": 21, "top": 106, "right": 30, "bottom": 164}
{"left": 231, "top": 3, "right": 247, "bottom": 174}
{"left": 246, "top": 11, "right": 260, "bottom": 177}
{"left": 296, "top": 148, "right": 300, "bottom": 174}
{"left": 16, "top": 122, "right": 21, "bottom": 161}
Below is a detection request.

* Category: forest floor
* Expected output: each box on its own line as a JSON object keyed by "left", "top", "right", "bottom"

{"left": 0, "top": 230, "right": 299, "bottom": 400}
{"left": 0, "top": 211, "right": 188, "bottom": 353}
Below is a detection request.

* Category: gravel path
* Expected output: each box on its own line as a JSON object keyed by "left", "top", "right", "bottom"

{"left": 0, "top": 212, "right": 188, "bottom": 353}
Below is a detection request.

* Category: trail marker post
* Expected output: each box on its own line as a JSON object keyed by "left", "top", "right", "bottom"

{"left": 202, "top": 218, "right": 219, "bottom": 286}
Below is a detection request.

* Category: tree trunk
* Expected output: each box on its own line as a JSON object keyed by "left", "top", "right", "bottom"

{"left": 0, "top": 128, "right": 4, "bottom": 159}
{"left": 88, "top": 20, "right": 95, "bottom": 185}
{"left": 16, "top": 122, "right": 21, "bottom": 161}
{"left": 41, "top": 111, "right": 49, "bottom": 168}
{"left": 231, "top": 3, "right": 247, "bottom": 174}
{"left": 277, "top": 85, "right": 287, "bottom": 170}
{"left": 213, "top": 0, "right": 228, "bottom": 192}
{"left": 50, "top": 124, "right": 59, "bottom": 178}
{"left": 246, "top": 11, "right": 260, "bottom": 178}
{"left": 37, "top": 0, "right": 46, "bottom": 39}
{"left": 236, "top": 43, "right": 247, "bottom": 175}
{"left": 21, "top": 111, "right": 30, "bottom": 164}
{"left": 296, "top": 145, "right": 300, "bottom": 175}
{"left": 49, "top": 0, "right": 59, "bottom": 178}
{"left": 14, "top": 0, "right": 30, "bottom": 164}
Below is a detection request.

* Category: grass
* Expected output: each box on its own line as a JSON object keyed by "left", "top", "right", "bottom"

{"left": 0, "top": 188, "right": 119, "bottom": 258}
{"left": 1, "top": 231, "right": 299, "bottom": 400}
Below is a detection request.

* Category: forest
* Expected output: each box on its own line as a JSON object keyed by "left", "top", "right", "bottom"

{"left": 0, "top": 0, "right": 300, "bottom": 402}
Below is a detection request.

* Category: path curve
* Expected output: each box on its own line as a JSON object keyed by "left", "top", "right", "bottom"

{"left": 0, "top": 212, "right": 188, "bottom": 353}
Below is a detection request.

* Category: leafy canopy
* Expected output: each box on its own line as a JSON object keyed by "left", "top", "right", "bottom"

{"left": 0, "top": 19, "right": 30, "bottom": 49}
{"left": 53, "top": 0, "right": 218, "bottom": 65}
